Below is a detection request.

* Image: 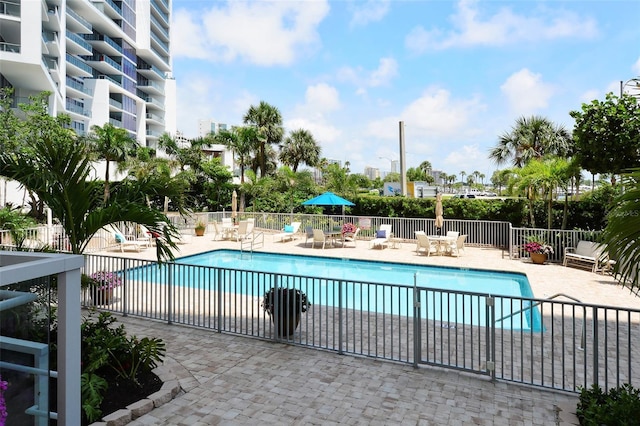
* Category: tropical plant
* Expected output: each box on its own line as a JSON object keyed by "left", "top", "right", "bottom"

{"left": 279, "top": 128, "right": 321, "bottom": 172}
{"left": 570, "top": 93, "right": 640, "bottom": 185}
{"left": 81, "top": 311, "right": 166, "bottom": 423}
{"left": 87, "top": 271, "right": 122, "bottom": 291}
{"left": 261, "top": 287, "right": 311, "bottom": 317}
{"left": 576, "top": 383, "right": 640, "bottom": 425}
{"left": 489, "top": 115, "right": 572, "bottom": 167}
{"left": 523, "top": 241, "right": 554, "bottom": 255}
{"left": 243, "top": 101, "right": 284, "bottom": 177}
{"left": 0, "top": 375, "right": 7, "bottom": 426}
{"left": 602, "top": 168, "right": 640, "bottom": 293}
{"left": 0, "top": 92, "right": 181, "bottom": 261}
{"left": 88, "top": 123, "right": 138, "bottom": 202}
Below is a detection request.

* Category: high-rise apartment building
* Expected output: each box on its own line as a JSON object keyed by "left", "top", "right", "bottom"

{"left": 0, "top": 0, "right": 175, "bottom": 150}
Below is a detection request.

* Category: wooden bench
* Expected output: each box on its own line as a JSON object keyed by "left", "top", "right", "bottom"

{"left": 563, "top": 241, "right": 606, "bottom": 273}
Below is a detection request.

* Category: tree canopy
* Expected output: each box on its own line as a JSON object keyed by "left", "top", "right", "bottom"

{"left": 570, "top": 93, "right": 640, "bottom": 184}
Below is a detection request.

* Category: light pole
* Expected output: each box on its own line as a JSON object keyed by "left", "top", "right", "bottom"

{"left": 620, "top": 77, "right": 640, "bottom": 97}
{"left": 378, "top": 156, "right": 395, "bottom": 174}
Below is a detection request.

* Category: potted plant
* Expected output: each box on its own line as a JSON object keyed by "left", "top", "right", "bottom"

{"left": 261, "top": 287, "right": 311, "bottom": 337}
{"left": 194, "top": 220, "right": 206, "bottom": 236}
{"left": 86, "top": 271, "right": 123, "bottom": 305}
{"left": 524, "top": 238, "right": 554, "bottom": 264}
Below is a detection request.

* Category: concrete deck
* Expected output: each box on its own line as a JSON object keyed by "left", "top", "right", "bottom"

{"left": 97, "top": 229, "right": 640, "bottom": 425}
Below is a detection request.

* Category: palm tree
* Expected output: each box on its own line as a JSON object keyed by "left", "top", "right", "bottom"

{"left": 88, "top": 123, "right": 138, "bottom": 202}
{"left": 419, "top": 160, "right": 432, "bottom": 177}
{"left": 214, "top": 126, "right": 257, "bottom": 184}
{"left": 489, "top": 115, "right": 572, "bottom": 167}
{"left": 459, "top": 171, "right": 466, "bottom": 185}
{"left": 0, "top": 99, "right": 181, "bottom": 260}
{"left": 243, "top": 101, "right": 284, "bottom": 178}
{"left": 279, "top": 129, "right": 321, "bottom": 172}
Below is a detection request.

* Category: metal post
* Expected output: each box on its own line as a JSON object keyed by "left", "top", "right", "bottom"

{"left": 338, "top": 280, "right": 344, "bottom": 354}
{"left": 413, "top": 273, "right": 421, "bottom": 368}
{"left": 399, "top": 121, "right": 407, "bottom": 196}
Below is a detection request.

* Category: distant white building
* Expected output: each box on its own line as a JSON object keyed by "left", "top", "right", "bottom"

{"left": 364, "top": 166, "right": 380, "bottom": 180}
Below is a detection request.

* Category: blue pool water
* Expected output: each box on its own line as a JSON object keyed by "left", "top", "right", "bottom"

{"left": 128, "top": 250, "right": 543, "bottom": 331}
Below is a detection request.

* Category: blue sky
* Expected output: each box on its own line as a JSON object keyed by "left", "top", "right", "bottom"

{"left": 170, "top": 0, "right": 640, "bottom": 181}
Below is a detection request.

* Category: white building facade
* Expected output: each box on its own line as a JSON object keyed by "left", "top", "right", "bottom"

{"left": 0, "top": 0, "right": 175, "bottom": 148}
{"left": 0, "top": 0, "right": 175, "bottom": 205}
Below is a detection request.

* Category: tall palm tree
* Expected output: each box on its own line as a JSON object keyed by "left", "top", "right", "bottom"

{"left": 243, "top": 101, "right": 284, "bottom": 178}
{"left": 489, "top": 115, "right": 572, "bottom": 167}
{"left": 459, "top": 171, "right": 466, "bottom": 185}
{"left": 89, "top": 123, "right": 138, "bottom": 202}
{"left": 214, "top": 126, "right": 257, "bottom": 184}
{"left": 279, "top": 129, "right": 321, "bottom": 172}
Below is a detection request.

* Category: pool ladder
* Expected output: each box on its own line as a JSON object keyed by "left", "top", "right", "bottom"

{"left": 240, "top": 231, "right": 264, "bottom": 252}
{"left": 495, "top": 293, "right": 586, "bottom": 350}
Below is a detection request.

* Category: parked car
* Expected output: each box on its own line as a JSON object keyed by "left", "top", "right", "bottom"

{"left": 454, "top": 194, "right": 476, "bottom": 199}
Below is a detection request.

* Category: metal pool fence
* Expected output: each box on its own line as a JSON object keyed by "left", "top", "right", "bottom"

{"left": 83, "top": 253, "right": 639, "bottom": 393}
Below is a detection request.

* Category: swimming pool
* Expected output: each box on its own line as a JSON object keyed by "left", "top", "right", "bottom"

{"left": 127, "top": 250, "right": 542, "bottom": 331}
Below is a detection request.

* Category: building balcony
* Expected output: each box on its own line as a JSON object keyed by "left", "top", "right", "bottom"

{"left": 65, "top": 53, "right": 93, "bottom": 78}
{"left": 0, "top": 0, "right": 20, "bottom": 17}
{"left": 84, "top": 54, "right": 122, "bottom": 75}
{"left": 66, "top": 30, "right": 92, "bottom": 56}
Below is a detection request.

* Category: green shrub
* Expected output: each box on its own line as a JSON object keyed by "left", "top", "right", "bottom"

{"left": 81, "top": 311, "right": 166, "bottom": 423}
{"left": 577, "top": 383, "right": 640, "bottom": 425}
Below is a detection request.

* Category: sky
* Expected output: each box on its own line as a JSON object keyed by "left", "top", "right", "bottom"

{"left": 170, "top": 0, "right": 640, "bottom": 181}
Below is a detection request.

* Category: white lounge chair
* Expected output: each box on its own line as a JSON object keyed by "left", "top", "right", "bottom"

{"left": 370, "top": 224, "right": 392, "bottom": 249}
{"left": 274, "top": 222, "right": 301, "bottom": 242}
{"left": 415, "top": 231, "right": 439, "bottom": 256}
{"left": 110, "top": 227, "right": 149, "bottom": 252}
{"left": 231, "top": 220, "right": 253, "bottom": 242}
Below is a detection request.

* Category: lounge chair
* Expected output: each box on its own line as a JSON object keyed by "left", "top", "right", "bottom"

{"left": 369, "top": 224, "right": 392, "bottom": 249}
{"left": 274, "top": 222, "right": 301, "bottom": 242}
{"left": 415, "top": 231, "right": 439, "bottom": 256}
{"left": 110, "top": 227, "right": 149, "bottom": 252}
{"left": 312, "top": 229, "right": 332, "bottom": 249}
{"left": 340, "top": 228, "right": 360, "bottom": 248}
{"left": 563, "top": 241, "right": 606, "bottom": 273}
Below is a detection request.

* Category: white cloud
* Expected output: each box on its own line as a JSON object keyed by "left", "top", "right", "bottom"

{"left": 500, "top": 69, "right": 554, "bottom": 115}
{"left": 405, "top": 0, "right": 598, "bottom": 53}
{"left": 337, "top": 57, "right": 398, "bottom": 93}
{"left": 349, "top": 0, "right": 390, "bottom": 27}
{"left": 366, "top": 87, "right": 484, "bottom": 140}
{"left": 285, "top": 83, "right": 343, "bottom": 152}
{"left": 172, "top": 1, "right": 330, "bottom": 66}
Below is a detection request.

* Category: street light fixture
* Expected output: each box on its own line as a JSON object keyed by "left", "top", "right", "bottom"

{"left": 620, "top": 77, "right": 640, "bottom": 97}
{"left": 378, "top": 156, "right": 396, "bottom": 173}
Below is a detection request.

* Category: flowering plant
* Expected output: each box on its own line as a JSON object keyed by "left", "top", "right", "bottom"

{"left": 523, "top": 241, "right": 554, "bottom": 255}
{"left": 89, "top": 271, "right": 122, "bottom": 291}
{"left": 0, "top": 375, "right": 7, "bottom": 426}
{"left": 341, "top": 223, "right": 357, "bottom": 235}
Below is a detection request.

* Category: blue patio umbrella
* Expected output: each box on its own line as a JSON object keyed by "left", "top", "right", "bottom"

{"left": 301, "top": 192, "right": 355, "bottom": 218}
{"left": 301, "top": 192, "right": 355, "bottom": 207}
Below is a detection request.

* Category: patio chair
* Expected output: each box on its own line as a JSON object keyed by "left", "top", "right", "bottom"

{"left": 340, "top": 228, "right": 360, "bottom": 248}
{"left": 211, "top": 221, "right": 226, "bottom": 241}
{"left": 312, "top": 229, "right": 332, "bottom": 249}
{"left": 415, "top": 231, "right": 439, "bottom": 256}
{"left": 304, "top": 226, "right": 314, "bottom": 247}
{"left": 369, "top": 224, "right": 392, "bottom": 249}
{"left": 447, "top": 234, "right": 467, "bottom": 257}
{"left": 232, "top": 220, "right": 252, "bottom": 242}
{"left": 274, "top": 221, "right": 301, "bottom": 242}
